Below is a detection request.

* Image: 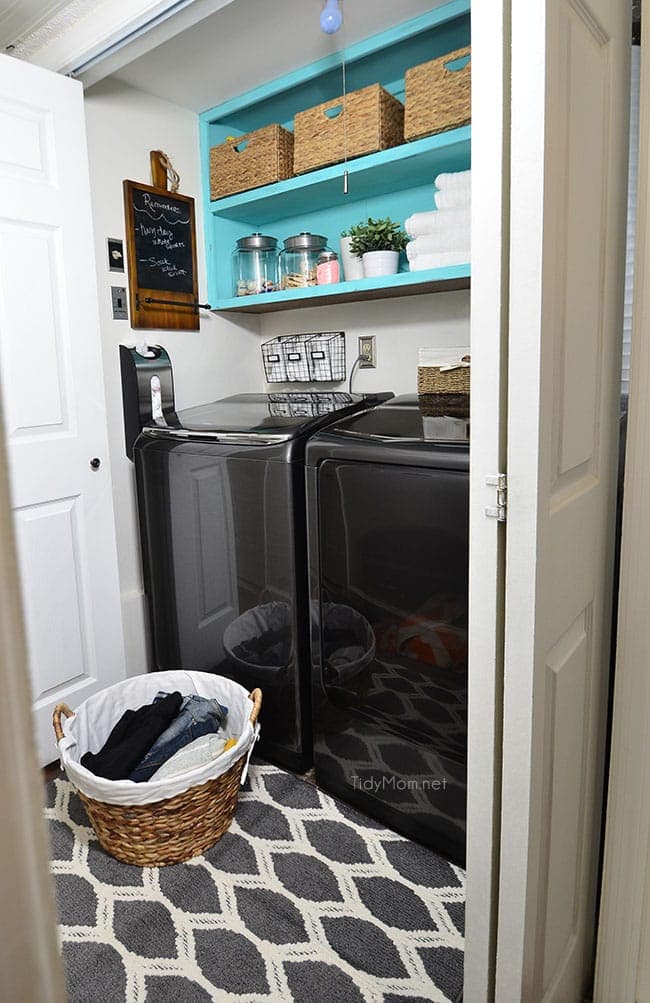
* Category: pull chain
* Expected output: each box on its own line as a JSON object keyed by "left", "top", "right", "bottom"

{"left": 341, "top": 10, "right": 348, "bottom": 194}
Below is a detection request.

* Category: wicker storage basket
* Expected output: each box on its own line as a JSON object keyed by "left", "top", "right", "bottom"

{"left": 417, "top": 361, "right": 470, "bottom": 396}
{"left": 404, "top": 46, "right": 471, "bottom": 142}
{"left": 210, "top": 124, "right": 294, "bottom": 200}
{"left": 53, "top": 676, "right": 261, "bottom": 867}
{"left": 293, "top": 83, "right": 404, "bottom": 175}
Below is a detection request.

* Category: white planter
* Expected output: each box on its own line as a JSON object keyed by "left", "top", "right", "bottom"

{"left": 339, "top": 236, "right": 364, "bottom": 281}
{"left": 362, "top": 250, "right": 400, "bottom": 278}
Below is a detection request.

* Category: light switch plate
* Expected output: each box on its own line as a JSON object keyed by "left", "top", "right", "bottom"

{"left": 107, "top": 237, "right": 125, "bottom": 272}
{"left": 111, "top": 286, "right": 128, "bottom": 320}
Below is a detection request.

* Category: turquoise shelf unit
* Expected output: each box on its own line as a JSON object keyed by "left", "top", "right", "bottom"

{"left": 199, "top": 0, "right": 471, "bottom": 313}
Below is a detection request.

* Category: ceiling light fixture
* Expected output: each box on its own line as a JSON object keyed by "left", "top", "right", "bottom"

{"left": 320, "top": 0, "right": 343, "bottom": 35}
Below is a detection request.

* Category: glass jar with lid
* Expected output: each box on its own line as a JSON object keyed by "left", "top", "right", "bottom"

{"left": 232, "top": 232, "right": 279, "bottom": 297}
{"left": 279, "top": 232, "right": 328, "bottom": 289}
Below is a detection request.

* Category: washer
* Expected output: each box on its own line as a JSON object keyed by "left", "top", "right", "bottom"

{"left": 134, "top": 391, "right": 391, "bottom": 773}
{"left": 306, "top": 395, "right": 469, "bottom": 862}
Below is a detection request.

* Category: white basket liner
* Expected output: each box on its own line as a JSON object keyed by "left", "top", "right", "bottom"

{"left": 56, "top": 670, "right": 260, "bottom": 806}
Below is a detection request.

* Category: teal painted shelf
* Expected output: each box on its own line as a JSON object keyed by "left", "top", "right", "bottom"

{"left": 209, "top": 128, "right": 471, "bottom": 225}
{"left": 211, "top": 265, "right": 470, "bottom": 314}
{"left": 199, "top": 0, "right": 471, "bottom": 312}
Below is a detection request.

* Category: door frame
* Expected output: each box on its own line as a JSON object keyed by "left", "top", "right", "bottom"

{"left": 464, "top": 0, "right": 510, "bottom": 999}
{"left": 594, "top": 19, "right": 650, "bottom": 1002}
{"left": 0, "top": 401, "right": 66, "bottom": 1002}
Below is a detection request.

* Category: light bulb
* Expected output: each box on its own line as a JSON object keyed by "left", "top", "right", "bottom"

{"left": 320, "top": 0, "right": 343, "bottom": 34}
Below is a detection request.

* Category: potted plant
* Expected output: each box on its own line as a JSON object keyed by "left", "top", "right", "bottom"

{"left": 349, "top": 216, "right": 408, "bottom": 277}
{"left": 339, "top": 225, "right": 365, "bottom": 281}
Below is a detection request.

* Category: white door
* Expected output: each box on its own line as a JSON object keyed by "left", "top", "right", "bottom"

{"left": 0, "top": 54, "right": 125, "bottom": 765}
{"left": 493, "top": 0, "right": 630, "bottom": 999}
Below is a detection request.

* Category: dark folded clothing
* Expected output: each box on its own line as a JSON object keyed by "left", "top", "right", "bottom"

{"left": 81, "top": 691, "right": 183, "bottom": 781}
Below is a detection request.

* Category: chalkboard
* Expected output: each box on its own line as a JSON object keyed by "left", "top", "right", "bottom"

{"left": 123, "top": 180, "right": 200, "bottom": 331}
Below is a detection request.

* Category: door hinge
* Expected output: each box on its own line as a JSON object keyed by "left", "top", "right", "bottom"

{"left": 485, "top": 473, "right": 507, "bottom": 522}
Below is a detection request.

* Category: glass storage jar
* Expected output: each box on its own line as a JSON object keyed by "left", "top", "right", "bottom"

{"left": 316, "top": 250, "right": 340, "bottom": 285}
{"left": 232, "top": 233, "right": 279, "bottom": 296}
{"left": 279, "top": 232, "right": 328, "bottom": 289}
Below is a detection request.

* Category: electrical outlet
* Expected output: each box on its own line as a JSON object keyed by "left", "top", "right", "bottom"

{"left": 358, "top": 335, "right": 376, "bottom": 368}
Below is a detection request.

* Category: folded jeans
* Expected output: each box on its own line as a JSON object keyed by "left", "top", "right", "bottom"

{"left": 129, "top": 692, "right": 229, "bottom": 783}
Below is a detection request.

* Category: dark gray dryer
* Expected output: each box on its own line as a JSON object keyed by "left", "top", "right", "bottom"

{"left": 306, "top": 395, "right": 469, "bottom": 863}
{"left": 134, "top": 391, "right": 391, "bottom": 774}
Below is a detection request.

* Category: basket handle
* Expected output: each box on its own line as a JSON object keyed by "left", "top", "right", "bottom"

{"left": 248, "top": 689, "right": 262, "bottom": 725}
{"left": 53, "top": 702, "right": 75, "bottom": 742}
{"left": 324, "top": 104, "right": 344, "bottom": 119}
{"left": 443, "top": 53, "right": 470, "bottom": 73}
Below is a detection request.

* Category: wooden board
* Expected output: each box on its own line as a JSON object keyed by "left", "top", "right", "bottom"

{"left": 123, "top": 180, "right": 200, "bottom": 330}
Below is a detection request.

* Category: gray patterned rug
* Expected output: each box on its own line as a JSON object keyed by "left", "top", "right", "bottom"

{"left": 45, "top": 762, "right": 464, "bottom": 1002}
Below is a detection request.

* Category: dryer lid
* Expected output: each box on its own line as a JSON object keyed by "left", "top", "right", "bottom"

{"left": 329, "top": 395, "right": 470, "bottom": 444}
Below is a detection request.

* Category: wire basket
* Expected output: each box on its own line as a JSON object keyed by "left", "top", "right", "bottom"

{"left": 262, "top": 333, "right": 346, "bottom": 383}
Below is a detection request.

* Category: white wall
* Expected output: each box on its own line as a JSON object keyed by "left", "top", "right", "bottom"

{"left": 260, "top": 291, "right": 471, "bottom": 395}
{"left": 84, "top": 76, "right": 261, "bottom": 674}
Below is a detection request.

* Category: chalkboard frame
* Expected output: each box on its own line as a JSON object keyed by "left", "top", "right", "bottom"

{"left": 123, "top": 180, "right": 200, "bottom": 331}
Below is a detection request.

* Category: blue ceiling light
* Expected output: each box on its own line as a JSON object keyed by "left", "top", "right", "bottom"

{"left": 320, "top": 0, "right": 343, "bottom": 34}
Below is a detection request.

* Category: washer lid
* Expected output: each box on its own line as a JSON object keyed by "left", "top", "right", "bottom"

{"left": 327, "top": 394, "right": 470, "bottom": 444}
{"left": 147, "top": 392, "right": 362, "bottom": 442}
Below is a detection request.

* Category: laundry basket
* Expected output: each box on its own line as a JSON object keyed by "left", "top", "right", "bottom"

{"left": 53, "top": 670, "right": 261, "bottom": 866}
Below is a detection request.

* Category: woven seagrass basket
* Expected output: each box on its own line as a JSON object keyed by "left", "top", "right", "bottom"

{"left": 404, "top": 46, "right": 471, "bottom": 142}
{"left": 53, "top": 688, "right": 262, "bottom": 867}
{"left": 293, "top": 83, "right": 404, "bottom": 175}
{"left": 417, "top": 356, "right": 471, "bottom": 396}
{"left": 210, "top": 125, "right": 293, "bottom": 199}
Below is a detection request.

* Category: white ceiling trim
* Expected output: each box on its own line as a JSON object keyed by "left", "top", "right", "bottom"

{"left": 10, "top": 0, "right": 100, "bottom": 60}
{"left": 9, "top": 0, "right": 211, "bottom": 75}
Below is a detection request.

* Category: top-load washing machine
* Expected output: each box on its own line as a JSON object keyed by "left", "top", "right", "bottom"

{"left": 306, "top": 395, "right": 469, "bottom": 862}
{"left": 132, "top": 381, "right": 391, "bottom": 773}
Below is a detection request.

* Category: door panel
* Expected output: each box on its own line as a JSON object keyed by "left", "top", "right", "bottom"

{"left": 498, "top": 0, "right": 629, "bottom": 999}
{"left": 0, "top": 55, "right": 125, "bottom": 765}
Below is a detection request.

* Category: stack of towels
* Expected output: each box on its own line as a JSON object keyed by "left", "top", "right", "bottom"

{"left": 405, "top": 169, "right": 471, "bottom": 271}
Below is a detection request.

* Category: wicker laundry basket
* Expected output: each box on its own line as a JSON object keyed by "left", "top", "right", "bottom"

{"left": 417, "top": 355, "right": 471, "bottom": 395}
{"left": 210, "top": 124, "right": 294, "bottom": 199}
{"left": 53, "top": 676, "right": 261, "bottom": 867}
{"left": 405, "top": 46, "right": 471, "bottom": 141}
{"left": 293, "top": 83, "right": 404, "bottom": 174}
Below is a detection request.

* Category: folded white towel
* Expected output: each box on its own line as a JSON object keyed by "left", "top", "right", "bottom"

{"left": 434, "top": 170, "right": 471, "bottom": 190}
{"left": 406, "top": 206, "right": 470, "bottom": 238}
{"left": 408, "top": 250, "right": 469, "bottom": 271}
{"left": 434, "top": 188, "right": 470, "bottom": 210}
{"left": 406, "top": 228, "right": 470, "bottom": 259}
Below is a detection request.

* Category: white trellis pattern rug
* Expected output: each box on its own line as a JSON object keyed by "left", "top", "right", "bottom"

{"left": 46, "top": 762, "right": 465, "bottom": 1002}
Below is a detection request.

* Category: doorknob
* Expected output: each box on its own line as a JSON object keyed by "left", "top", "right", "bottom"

{"left": 90, "top": 457, "right": 101, "bottom": 470}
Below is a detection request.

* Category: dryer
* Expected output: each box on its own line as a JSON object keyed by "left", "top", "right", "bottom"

{"left": 306, "top": 395, "right": 469, "bottom": 862}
